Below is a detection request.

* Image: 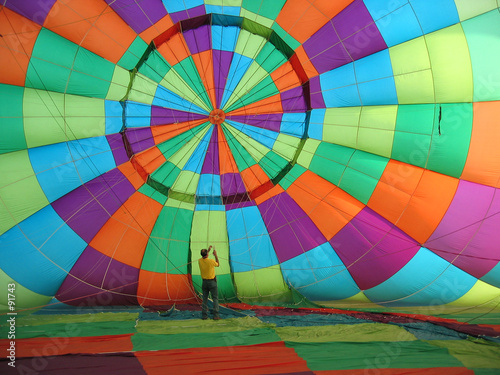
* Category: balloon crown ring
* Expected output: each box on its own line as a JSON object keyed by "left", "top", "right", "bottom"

{"left": 208, "top": 109, "right": 226, "bottom": 125}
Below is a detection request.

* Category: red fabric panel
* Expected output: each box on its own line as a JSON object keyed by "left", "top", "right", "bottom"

{"left": 135, "top": 341, "right": 311, "bottom": 374}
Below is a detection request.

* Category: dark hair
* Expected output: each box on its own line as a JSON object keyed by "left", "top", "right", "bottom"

{"left": 200, "top": 249, "right": 208, "bottom": 257}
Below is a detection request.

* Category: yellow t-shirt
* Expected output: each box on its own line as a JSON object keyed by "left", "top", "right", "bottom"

{"left": 198, "top": 258, "right": 219, "bottom": 280}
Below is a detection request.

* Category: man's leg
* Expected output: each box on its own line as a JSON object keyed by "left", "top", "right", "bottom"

{"left": 201, "top": 280, "right": 209, "bottom": 319}
{"left": 209, "top": 280, "right": 219, "bottom": 319}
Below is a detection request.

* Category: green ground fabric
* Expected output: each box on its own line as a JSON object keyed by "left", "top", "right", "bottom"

{"left": 427, "top": 338, "right": 500, "bottom": 369}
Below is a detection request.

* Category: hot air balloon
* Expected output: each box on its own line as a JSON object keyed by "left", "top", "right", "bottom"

{"left": 1, "top": 1, "right": 500, "bottom": 373}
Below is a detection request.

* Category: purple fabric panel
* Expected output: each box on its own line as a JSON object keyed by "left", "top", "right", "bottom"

{"left": 106, "top": 134, "right": 130, "bottom": 165}
{"left": 330, "top": 207, "right": 420, "bottom": 290}
{"left": 201, "top": 126, "right": 220, "bottom": 174}
{"left": 303, "top": 21, "right": 340, "bottom": 60}
{"left": 225, "top": 201, "right": 254, "bottom": 210}
{"left": 221, "top": 173, "right": 246, "bottom": 197}
{"left": 52, "top": 169, "right": 135, "bottom": 243}
{"left": 184, "top": 25, "right": 211, "bottom": 54}
{"left": 258, "top": 193, "right": 326, "bottom": 263}
{"left": 425, "top": 181, "right": 500, "bottom": 278}
{"left": 5, "top": 0, "right": 56, "bottom": 25}
{"left": 151, "top": 106, "right": 207, "bottom": 125}
{"left": 213, "top": 50, "right": 233, "bottom": 108}
{"left": 15, "top": 353, "right": 147, "bottom": 374}
{"left": 281, "top": 86, "right": 307, "bottom": 112}
{"left": 104, "top": 0, "right": 168, "bottom": 34}
{"left": 309, "top": 76, "right": 326, "bottom": 109}
{"left": 125, "top": 128, "right": 155, "bottom": 154}
{"left": 332, "top": 0, "right": 387, "bottom": 61}
{"left": 309, "top": 43, "right": 352, "bottom": 74}
{"left": 226, "top": 114, "right": 282, "bottom": 132}
{"left": 56, "top": 246, "right": 139, "bottom": 306}
{"left": 170, "top": 5, "right": 206, "bottom": 24}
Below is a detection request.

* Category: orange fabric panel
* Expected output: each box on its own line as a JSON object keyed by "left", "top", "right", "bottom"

{"left": 137, "top": 271, "right": 197, "bottom": 305}
{"left": 192, "top": 50, "right": 216, "bottom": 109}
{"left": 228, "top": 94, "right": 283, "bottom": 116}
{"left": 157, "top": 32, "right": 190, "bottom": 66}
{"left": 136, "top": 342, "right": 311, "bottom": 375}
{"left": 151, "top": 118, "right": 207, "bottom": 144}
{"left": 139, "top": 14, "right": 174, "bottom": 43}
{"left": 133, "top": 146, "right": 167, "bottom": 175}
{"left": 218, "top": 125, "right": 239, "bottom": 174}
{"left": 287, "top": 170, "right": 364, "bottom": 240}
{"left": 118, "top": 161, "right": 145, "bottom": 190}
{"left": 240, "top": 164, "right": 270, "bottom": 194}
{"left": 0, "top": 335, "right": 133, "bottom": 358}
{"left": 0, "top": 8, "right": 41, "bottom": 86}
{"left": 368, "top": 160, "right": 424, "bottom": 225}
{"left": 275, "top": 0, "right": 353, "bottom": 44}
{"left": 254, "top": 184, "right": 284, "bottom": 205}
{"left": 90, "top": 192, "right": 163, "bottom": 268}
{"left": 395, "top": 170, "right": 459, "bottom": 244}
{"left": 294, "top": 45, "right": 319, "bottom": 79}
{"left": 462, "top": 101, "right": 500, "bottom": 188}
{"left": 270, "top": 61, "right": 301, "bottom": 92}
{"left": 44, "top": 0, "right": 137, "bottom": 64}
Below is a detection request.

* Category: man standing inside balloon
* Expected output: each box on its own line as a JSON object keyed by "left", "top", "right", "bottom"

{"left": 199, "top": 245, "right": 220, "bottom": 320}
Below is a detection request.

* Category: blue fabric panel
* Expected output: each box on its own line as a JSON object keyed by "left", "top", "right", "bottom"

{"left": 195, "top": 204, "right": 225, "bottom": 211}
{"left": 227, "top": 206, "right": 277, "bottom": 272}
{"left": 364, "top": 247, "right": 477, "bottom": 307}
{"left": 162, "top": 0, "right": 203, "bottom": 13}
{"left": 124, "top": 101, "right": 151, "bottom": 128}
{"left": 280, "top": 113, "right": 306, "bottom": 137}
{"left": 281, "top": 243, "right": 360, "bottom": 301}
{"left": 196, "top": 173, "right": 221, "bottom": 197}
{"left": 184, "top": 126, "right": 213, "bottom": 172}
{"left": 153, "top": 86, "right": 208, "bottom": 114}
{"left": 410, "top": 0, "right": 460, "bottom": 34}
{"left": 205, "top": 5, "right": 240, "bottom": 16}
{"left": 30, "top": 137, "right": 115, "bottom": 202}
{"left": 0, "top": 206, "right": 87, "bottom": 296}
{"left": 105, "top": 100, "right": 123, "bottom": 134}
{"left": 220, "top": 54, "right": 252, "bottom": 108}
{"left": 322, "top": 85, "right": 361, "bottom": 108}
{"left": 479, "top": 261, "right": 500, "bottom": 288}
{"left": 320, "top": 64, "right": 361, "bottom": 107}
{"left": 359, "top": 77, "right": 398, "bottom": 105}
{"left": 227, "top": 120, "right": 277, "bottom": 149}
{"left": 372, "top": 3, "right": 423, "bottom": 47}
{"left": 212, "top": 25, "right": 240, "bottom": 52}
{"left": 355, "top": 49, "right": 394, "bottom": 83}
{"left": 308, "top": 109, "right": 325, "bottom": 140}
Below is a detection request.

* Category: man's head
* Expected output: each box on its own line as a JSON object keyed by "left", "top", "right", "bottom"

{"left": 200, "top": 248, "right": 208, "bottom": 258}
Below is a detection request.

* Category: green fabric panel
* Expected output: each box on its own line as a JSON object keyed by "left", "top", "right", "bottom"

{"left": 170, "top": 170, "right": 200, "bottom": 196}
{"left": 273, "top": 134, "right": 301, "bottom": 162}
{"left": 271, "top": 22, "right": 301, "bottom": 51}
{"left": 228, "top": 125, "right": 270, "bottom": 162}
{"left": 0, "top": 150, "right": 49, "bottom": 236}
{"left": 240, "top": 9, "right": 274, "bottom": 28}
{"left": 106, "top": 66, "right": 131, "bottom": 101}
{"left": 13, "top": 312, "right": 138, "bottom": 327}
{"left": 323, "top": 107, "right": 361, "bottom": 148}
{"left": 308, "top": 142, "right": 355, "bottom": 186}
{"left": 255, "top": 43, "right": 287, "bottom": 73}
{"left": 356, "top": 127, "right": 394, "bottom": 158}
{"left": 138, "top": 50, "right": 172, "bottom": 83}
{"left": 454, "top": 0, "right": 498, "bottom": 21}
{"left": 427, "top": 339, "right": 500, "bottom": 369}
{"left": 0, "top": 84, "right": 26, "bottom": 154}
{"left": 205, "top": 0, "right": 242, "bottom": 5}
{"left": 9, "top": 321, "right": 137, "bottom": 339}
{"left": 173, "top": 56, "right": 213, "bottom": 110}
{"left": 392, "top": 132, "right": 431, "bottom": 168}
{"left": 223, "top": 127, "right": 257, "bottom": 170}
{"left": 168, "top": 125, "right": 211, "bottom": 167}
{"left": 241, "top": 18, "right": 273, "bottom": 41}
{"left": 426, "top": 103, "right": 472, "bottom": 178}
{"left": 132, "top": 328, "right": 281, "bottom": 351}
{"left": 462, "top": 10, "right": 500, "bottom": 102}
{"left": 157, "top": 124, "right": 206, "bottom": 158}
{"left": 241, "top": 0, "right": 286, "bottom": 20}
{"left": 348, "top": 150, "right": 388, "bottom": 181}
{"left": 138, "top": 184, "right": 168, "bottom": 205}
{"left": 136, "top": 316, "right": 269, "bottom": 335}
{"left": 0, "top": 269, "right": 51, "bottom": 313}
{"left": 275, "top": 323, "right": 417, "bottom": 343}
{"left": 233, "top": 267, "right": 292, "bottom": 304}
{"left": 394, "top": 104, "right": 436, "bottom": 135}
{"left": 426, "top": 24, "right": 473, "bottom": 103}
{"left": 234, "top": 29, "right": 266, "bottom": 58}
{"left": 280, "top": 164, "right": 306, "bottom": 190}
{"left": 26, "top": 28, "right": 76, "bottom": 93}
{"left": 118, "top": 36, "right": 149, "bottom": 70}
{"left": 224, "top": 62, "right": 271, "bottom": 110}
{"left": 150, "top": 162, "right": 181, "bottom": 188}
{"left": 259, "top": 150, "right": 289, "bottom": 180}
{"left": 226, "top": 74, "right": 278, "bottom": 112}
{"left": 161, "top": 69, "right": 210, "bottom": 112}
{"left": 68, "top": 48, "right": 115, "bottom": 99}
{"left": 287, "top": 340, "right": 464, "bottom": 371}
{"left": 142, "top": 206, "right": 193, "bottom": 273}
{"left": 128, "top": 74, "right": 158, "bottom": 105}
